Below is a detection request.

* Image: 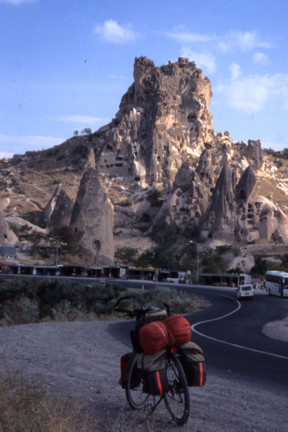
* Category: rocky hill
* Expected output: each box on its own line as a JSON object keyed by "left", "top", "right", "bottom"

{"left": 1, "top": 56, "right": 288, "bottom": 271}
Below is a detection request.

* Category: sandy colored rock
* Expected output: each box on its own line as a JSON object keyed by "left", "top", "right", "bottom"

{"left": 1, "top": 58, "right": 288, "bottom": 266}
{"left": 70, "top": 168, "right": 114, "bottom": 265}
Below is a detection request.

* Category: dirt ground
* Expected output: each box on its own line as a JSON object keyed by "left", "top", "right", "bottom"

{"left": 0, "top": 318, "right": 287, "bottom": 432}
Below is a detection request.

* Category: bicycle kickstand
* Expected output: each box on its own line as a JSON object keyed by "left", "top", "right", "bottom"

{"left": 142, "top": 395, "right": 165, "bottom": 422}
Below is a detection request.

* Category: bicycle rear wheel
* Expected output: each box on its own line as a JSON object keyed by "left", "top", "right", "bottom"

{"left": 125, "top": 353, "right": 149, "bottom": 410}
{"left": 164, "top": 353, "right": 190, "bottom": 426}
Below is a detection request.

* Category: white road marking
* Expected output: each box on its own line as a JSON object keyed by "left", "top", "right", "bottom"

{"left": 191, "top": 294, "right": 288, "bottom": 360}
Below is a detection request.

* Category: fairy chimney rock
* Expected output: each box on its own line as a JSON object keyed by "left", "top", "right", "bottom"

{"left": 70, "top": 168, "right": 114, "bottom": 265}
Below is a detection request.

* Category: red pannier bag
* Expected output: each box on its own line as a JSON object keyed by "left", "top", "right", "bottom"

{"left": 139, "top": 320, "right": 169, "bottom": 354}
{"left": 119, "top": 352, "right": 133, "bottom": 388}
{"left": 163, "top": 315, "right": 192, "bottom": 347}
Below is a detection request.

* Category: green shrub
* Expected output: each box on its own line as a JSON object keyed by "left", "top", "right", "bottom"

{"left": 0, "top": 278, "right": 209, "bottom": 326}
{"left": 115, "top": 247, "right": 137, "bottom": 264}
{"left": 147, "top": 188, "right": 164, "bottom": 205}
{"left": 140, "top": 212, "right": 152, "bottom": 223}
{"left": 150, "top": 221, "right": 178, "bottom": 249}
{"left": 250, "top": 256, "right": 268, "bottom": 276}
{"left": 48, "top": 226, "right": 84, "bottom": 256}
{"left": 119, "top": 199, "right": 132, "bottom": 207}
{"left": 12, "top": 177, "right": 20, "bottom": 185}
{"left": 116, "top": 286, "right": 209, "bottom": 316}
{"left": 22, "top": 211, "right": 42, "bottom": 227}
{"left": 135, "top": 246, "right": 178, "bottom": 270}
{"left": 275, "top": 159, "right": 283, "bottom": 168}
{"left": 8, "top": 223, "right": 20, "bottom": 236}
{"left": 0, "top": 279, "right": 128, "bottom": 325}
{"left": 2, "top": 297, "right": 40, "bottom": 325}
{"left": 8, "top": 223, "right": 33, "bottom": 239}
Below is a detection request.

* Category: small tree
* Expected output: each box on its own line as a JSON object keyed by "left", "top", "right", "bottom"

{"left": 115, "top": 247, "right": 137, "bottom": 265}
{"left": 147, "top": 188, "right": 164, "bottom": 206}
{"left": 151, "top": 221, "right": 178, "bottom": 249}
{"left": 135, "top": 249, "right": 155, "bottom": 268}
{"left": 250, "top": 256, "right": 268, "bottom": 276}
{"left": 201, "top": 248, "right": 223, "bottom": 273}
{"left": 48, "top": 226, "right": 84, "bottom": 257}
{"left": 81, "top": 128, "right": 92, "bottom": 135}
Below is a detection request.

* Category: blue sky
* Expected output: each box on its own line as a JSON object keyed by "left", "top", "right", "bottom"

{"left": 1, "top": 0, "right": 288, "bottom": 159}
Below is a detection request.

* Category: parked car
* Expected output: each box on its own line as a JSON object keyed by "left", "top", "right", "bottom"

{"left": 236, "top": 284, "right": 254, "bottom": 300}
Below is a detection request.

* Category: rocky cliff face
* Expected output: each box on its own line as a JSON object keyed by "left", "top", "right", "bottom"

{"left": 95, "top": 56, "right": 213, "bottom": 188}
{"left": 1, "top": 56, "right": 288, "bottom": 267}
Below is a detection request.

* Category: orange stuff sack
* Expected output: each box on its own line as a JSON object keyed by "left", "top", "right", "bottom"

{"left": 139, "top": 321, "right": 169, "bottom": 354}
{"left": 163, "top": 315, "right": 192, "bottom": 347}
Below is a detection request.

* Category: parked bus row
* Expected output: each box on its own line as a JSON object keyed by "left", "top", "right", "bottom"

{"left": 1, "top": 263, "right": 287, "bottom": 296}
{"left": 1, "top": 264, "right": 251, "bottom": 288}
{"left": 0, "top": 264, "right": 186, "bottom": 283}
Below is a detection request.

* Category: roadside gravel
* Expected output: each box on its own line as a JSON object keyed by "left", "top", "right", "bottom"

{"left": 0, "top": 319, "right": 287, "bottom": 432}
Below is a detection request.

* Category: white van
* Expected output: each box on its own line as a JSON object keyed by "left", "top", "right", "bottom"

{"left": 236, "top": 284, "right": 254, "bottom": 300}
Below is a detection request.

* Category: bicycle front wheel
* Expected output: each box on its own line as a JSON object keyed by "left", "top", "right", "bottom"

{"left": 164, "top": 353, "right": 190, "bottom": 426}
{"left": 125, "top": 353, "right": 149, "bottom": 410}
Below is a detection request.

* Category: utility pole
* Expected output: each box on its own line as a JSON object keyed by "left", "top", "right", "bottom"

{"left": 49, "top": 238, "right": 66, "bottom": 266}
{"left": 190, "top": 240, "right": 199, "bottom": 282}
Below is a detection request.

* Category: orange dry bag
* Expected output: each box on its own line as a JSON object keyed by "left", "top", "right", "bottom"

{"left": 163, "top": 315, "right": 192, "bottom": 347}
{"left": 139, "top": 320, "right": 169, "bottom": 354}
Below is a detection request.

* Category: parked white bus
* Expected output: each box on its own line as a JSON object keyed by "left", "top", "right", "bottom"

{"left": 265, "top": 271, "right": 288, "bottom": 298}
{"left": 199, "top": 273, "right": 251, "bottom": 287}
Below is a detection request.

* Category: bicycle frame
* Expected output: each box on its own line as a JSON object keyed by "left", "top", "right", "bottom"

{"left": 115, "top": 297, "right": 190, "bottom": 426}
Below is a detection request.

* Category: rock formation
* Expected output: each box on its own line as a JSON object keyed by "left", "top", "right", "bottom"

{"left": 0, "top": 198, "right": 17, "bottom": 246}
{"left": 70, "top": 168, "right": 114, "bottom": 266}
{"left": 95, "top": 56, "right": 213, "bottom": 188}
{"left": 0, "top": 212, "right": 9, "bottom": 244}
{"left": 43, "top": 185, "right": 74, "bottom": 229}
{"left": 89, "top": 58, "right": 279, "bottom": 245}
{"left": 202, "top": 164, "right": 236, "bottom": 241}
{"left": 1, "top": 56, "right": 288, "bottom": 267}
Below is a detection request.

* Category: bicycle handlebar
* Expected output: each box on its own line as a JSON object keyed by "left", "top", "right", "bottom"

{"left": 114, "top": 296, "right": 137, "bottom": 317}
{"left": 114, "top": 296, "right": 159, "bottom": 319}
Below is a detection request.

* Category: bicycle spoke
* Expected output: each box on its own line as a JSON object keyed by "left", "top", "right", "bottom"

{"left": 125, "top": 354, "right": 150, "bottom": 410}
{"left": 164, "top": 354, "right": 190, "bottom": 426}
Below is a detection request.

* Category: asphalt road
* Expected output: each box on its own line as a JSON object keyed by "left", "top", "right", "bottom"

{"left": 109, "top": 282, "right": 288, "bottom": 392}
{"left": 2, "top": 274, "right": 287, "bottom": 390}
{"left": 188, "top": 288, "right": 288, "bottom": 390}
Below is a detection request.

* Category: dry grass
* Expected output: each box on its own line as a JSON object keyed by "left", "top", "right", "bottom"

{"left": 0, "top": 369, "right": 170, "bottom": 432}
{"left": 255, "top": 177, "right": 288, "bottom": 203}
{"left": 0, "top": 369, "right": 99, "bottom": 432}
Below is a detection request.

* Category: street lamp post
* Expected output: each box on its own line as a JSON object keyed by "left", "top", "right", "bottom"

{"left": 49, "top": 238, "right": 66, "bottom": 267}
{"left": 190, "top": 241, "right": 199, "bottom": 282}
{"left": 55, "top": 245, "right": 59, "bottom": 266}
